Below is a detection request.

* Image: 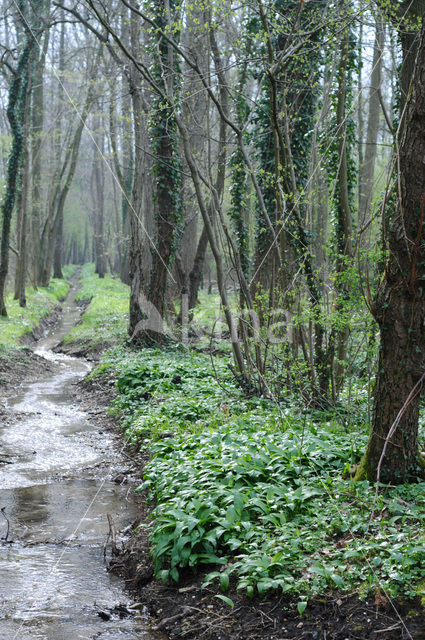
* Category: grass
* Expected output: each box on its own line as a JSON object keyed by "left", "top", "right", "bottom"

{"left": 88, "top": 342, "right": 425, "bottom": 611}
{"left": 0, "top": 278, "right": 70, "bottom": 349}
{"left": 192, "top": 290, "right": 237, "bottom": 330}
{"left": 63, "top": 263, "right": 129, "bottom": 349}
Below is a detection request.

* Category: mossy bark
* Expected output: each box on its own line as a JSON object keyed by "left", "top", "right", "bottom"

{"left": 0, "top": 40, "right": 32, "bottom": 317}
{"left": 357, "top": 19, "right": 425, "bottom": 484}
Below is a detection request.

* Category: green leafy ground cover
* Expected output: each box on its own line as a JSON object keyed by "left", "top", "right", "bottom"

{"left": 90, "top": 343, "right": 425, "bottom": 610}
{"left": 0, "top": 277, "right": 71, "bottom": 349}
{"left": 55, "top": 265, "right": 425, "bottom": 610}
{"left": 63, "top": 263, "right": 129, "bottom": 348}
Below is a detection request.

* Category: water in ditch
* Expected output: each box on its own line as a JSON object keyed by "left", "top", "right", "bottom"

{"left": 0, "top": 286, "right": 157, "bottom": 639}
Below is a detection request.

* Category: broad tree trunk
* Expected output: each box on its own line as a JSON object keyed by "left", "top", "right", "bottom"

{"left": 357, "top": 18, "right": 425, "bottom": 483}
{"left": 127, "top": 8, "right": 156, "bottom": 339}
{"left": 147, "top": 0, "right": 181, "bottom": 320}
{"left": 398, "top": 0, "right": 425, "bottom": 110}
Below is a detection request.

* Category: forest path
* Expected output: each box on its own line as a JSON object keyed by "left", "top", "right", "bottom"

{"left": 0, "top": 282, "right": 157, "bottom": 639}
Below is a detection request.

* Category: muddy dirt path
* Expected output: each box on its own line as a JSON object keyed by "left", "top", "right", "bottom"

{"left": 0, "top": 284, "right": 157, "bottom": 639}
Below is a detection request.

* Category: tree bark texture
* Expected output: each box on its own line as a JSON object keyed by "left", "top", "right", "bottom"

{"left": 358, "top": 19, "right": 425, "bottom": 483}
{"left": 0, "top": 39, "right": 33, "bottom": 316}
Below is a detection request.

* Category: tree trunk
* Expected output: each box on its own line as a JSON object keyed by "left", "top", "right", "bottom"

{"left": 127, "top": 8, "right": 156, "bottom": 339}
{"left": 188, "top": 224, "right": 209, "bottom": 310}
{"left": 332, "top": 7, "right": 353, "bottom": 397}
{"left": 53, "top": 14, "right": 65, "bottom": 280}
{"left": 0, "top": 39, "right": 33, "bottom": 317}
{"left": 53, "top": 210, "right": 64, "bottom": 279}
{"left": 358, "top": 15, "right": 384, "bottom": 221}
{"left": 357, "top": 18, "right": 425, "bottom": 483}
{"left": 147, "top": 0, "right": 181, "bottom": 320}
{"left": 91, "top": 113, "right": 107, "bottom": 278}
{"left": 30, "top": 27, "right": 49, "bottom": 287}
{"left": 14, "top": 83, "right": 31, "bottom": 306}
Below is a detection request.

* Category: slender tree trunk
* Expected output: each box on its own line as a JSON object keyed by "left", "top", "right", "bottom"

{"left": 31, "top": 27, "right": 49, "bottom": 287}
{"left": 0, "top": 38, "right": 33, "bottom": 317}
{"left": 91, "top": 113, "right": 107, "bottom": 278}
{"left": 331, "top": 9, "right": 353, "bottom": 397}
{"left": 53, "top": 212, "right": 64, "bottom": 279}
{"left": 53, "top": 15, "right": 66, "bottom": 280}
{"left": 188, "top": 224, "right": 209, "bottom": 310}
{"left": 14, "top": 80, "right": 31, "bottom": 306}
{"left": 358, "top": 15, "right": 384, "bottom": 221}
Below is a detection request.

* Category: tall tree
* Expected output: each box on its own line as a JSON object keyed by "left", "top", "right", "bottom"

{"left": 0, "top": 1, "right": 36, "bottom": 316}
{"left": 357, "top": 16, "right": 425, "bottom": 483}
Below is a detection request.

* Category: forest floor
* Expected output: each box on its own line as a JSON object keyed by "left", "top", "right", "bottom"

{"left": 3, "top": 267, "right": 425, "bottom": 640}
{"left": 78, "top": 373, "right": 424, "bottom": 640}
{"left": 3, "top": 344, "right": 424, "bottom": 639}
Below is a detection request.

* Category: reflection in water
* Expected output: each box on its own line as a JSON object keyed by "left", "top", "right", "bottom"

{"left": 14, "top": 484, "right": 49, "bottom": 525}
{"left": 0, "top": 286, "right": 157, "bottom": 640}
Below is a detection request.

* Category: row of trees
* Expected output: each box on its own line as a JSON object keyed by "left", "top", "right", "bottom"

{"left": 1, "top": 0, "right": 425, "bottom": 482}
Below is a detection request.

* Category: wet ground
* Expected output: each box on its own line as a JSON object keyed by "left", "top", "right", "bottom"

{"left": 0, "top": 286, "right": 157, "bottom": 640}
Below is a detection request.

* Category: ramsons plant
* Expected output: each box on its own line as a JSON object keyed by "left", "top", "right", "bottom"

{"left": 90, "top": 344, "right": 425, "bottom": 607}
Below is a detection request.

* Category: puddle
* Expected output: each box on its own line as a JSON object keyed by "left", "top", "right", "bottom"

{"left": 0, "top": 285, "right": 158, "bottom": 639}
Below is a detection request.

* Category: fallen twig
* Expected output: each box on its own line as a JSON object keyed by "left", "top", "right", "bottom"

{"left": 375, "top": 623, "right": 402, "bottom": 634}
{"left": 153, "top": 606, "right": 193, "bottom": 631}
{"left": 104, "top": 513, "right": 118, "bottom": 557}
{"left": 1, "top": 506, "right": 10, "bottom": 542}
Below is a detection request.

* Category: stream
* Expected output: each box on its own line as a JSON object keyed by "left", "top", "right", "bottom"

{"left": 0, "top": 286, "right": 156, "bottom": 639}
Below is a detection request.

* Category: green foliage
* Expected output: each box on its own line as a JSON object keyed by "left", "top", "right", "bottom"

{"left": 141, "top": 420, "right": 361, "bottom": 589}
{"left": 92, "top": 344, "right": 243, "bottom": 441}
{"left": 62, "top": 264, "right": 77, "bottom": 280}
{"left": 144, "top": 418, "right": 425, "bottom": 600}
{"left": 63, "top": 263, "right": 129, "bottom": 348}
{"left": 90, "top": 343, "right": 425, "bottom": 602}
{"left": 0, "top": 278, "right": 70, "bottom": 348}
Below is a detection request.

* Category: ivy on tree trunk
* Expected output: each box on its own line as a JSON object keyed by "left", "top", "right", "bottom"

{"left": 0, "top": 31, "right": 34, "bottom": 317}
{"left": 356, "top": 17, "right": 425, "bottom": 484}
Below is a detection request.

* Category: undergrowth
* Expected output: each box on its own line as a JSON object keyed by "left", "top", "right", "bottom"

{"left": 63, "top": 263, "right": 129, "bottom": 348}
{"left": 90, "top": 344, "right": 425, "bottom": 610}
{"left": 0, "top": 278, "right": 70, "bottom": 349}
